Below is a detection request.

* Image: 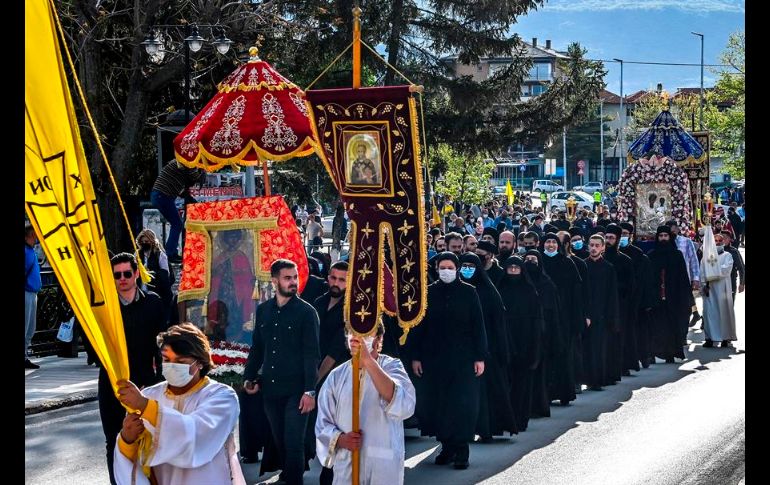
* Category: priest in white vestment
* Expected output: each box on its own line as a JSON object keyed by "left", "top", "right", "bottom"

{"left": 700, "top": 233, "right": 737, "bottom": 347}
{"left": 316, "top": 322, "right": 416, "bottom": 485}
{"left": 113, "top": 323, "right": 245, "bottom": 485}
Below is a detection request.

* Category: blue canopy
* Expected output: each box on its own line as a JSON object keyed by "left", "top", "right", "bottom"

{"left": 627, "top": 109, "right": 706, "bottom": 166}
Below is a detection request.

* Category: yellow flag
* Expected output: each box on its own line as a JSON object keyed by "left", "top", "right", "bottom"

{"left": 432, "top": 204, "right": 441, "bottom": 227}
{"left": 505, "top": 179, "right": 515, "bottom": 206}
{"left": 25, "top": 0, "right": 129, "bottom": 393}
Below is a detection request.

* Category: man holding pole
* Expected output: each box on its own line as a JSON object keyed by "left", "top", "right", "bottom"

{"left": 316, "top": 321, "right": 416, "bottom": 484}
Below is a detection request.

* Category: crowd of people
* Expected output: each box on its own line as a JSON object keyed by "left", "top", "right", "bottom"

{"left": 25, "top": 183, "right": 746, "bottom": 484}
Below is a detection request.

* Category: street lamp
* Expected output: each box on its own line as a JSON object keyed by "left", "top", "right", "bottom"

{"left": 613, "top": 58, "right": 624, "bottom": 176}
{"left": 691, "top": 32, "right": 705, "bottom": 130}
{"left": 142, "top": 24, "right": 234, "bottom": 123}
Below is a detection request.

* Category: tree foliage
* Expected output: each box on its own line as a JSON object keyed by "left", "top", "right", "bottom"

{"left": 55, "top": 0, "right": 606, "bottom": 249}
{"left": 433, "top": 144, "right": 494, "bottom": 204}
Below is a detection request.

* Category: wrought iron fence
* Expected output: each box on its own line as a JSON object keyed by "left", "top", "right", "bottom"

{"left": 29, "top": 269, "right": 80, "bottom": 357}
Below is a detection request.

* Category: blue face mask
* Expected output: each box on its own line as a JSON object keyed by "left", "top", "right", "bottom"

{"left": 619, "top": 236, "right": 629, "bottom": 248}
{"left": 572, "top": 240, "right": 584, "bottom": 250}
{"left": 460, "top": 267, "right": 476, "bottom": 279}
{"left": 544, "top": 249, "right": 558, "bottom": 257}
{"left": 517, "top": 247, "right": 527, "bottom": 254}
{"left": 318, "top": 263, "right": 324, "bottom": 273}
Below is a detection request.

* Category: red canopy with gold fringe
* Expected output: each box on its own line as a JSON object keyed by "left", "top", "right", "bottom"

{"left": 174, "top": 47, "right": 315, "bottom": 172}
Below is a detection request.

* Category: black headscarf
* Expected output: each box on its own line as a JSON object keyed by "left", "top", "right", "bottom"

{"left": 500, "top": 256, "right": 537, "bottom": 296}
{"left": 523, "top": 249, "right": 546, "bottom": 284}
{"left": 435, "top": 251, "right": 460, "bottom": 268}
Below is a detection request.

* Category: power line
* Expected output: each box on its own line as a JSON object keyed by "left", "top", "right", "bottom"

{"left": 594, "top": 58, "right": 739, "bottom": 69}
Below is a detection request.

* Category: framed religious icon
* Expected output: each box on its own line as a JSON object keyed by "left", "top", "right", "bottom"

{"left": 344, "top": 131, "right": 382, "bottom": 187}
{"left": 635, "top": 182, "right": 672, "bottom": 237}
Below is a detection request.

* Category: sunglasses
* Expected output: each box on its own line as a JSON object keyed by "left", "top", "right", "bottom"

{"left": 113, "top": 270, "right": 134, "bottom": 280}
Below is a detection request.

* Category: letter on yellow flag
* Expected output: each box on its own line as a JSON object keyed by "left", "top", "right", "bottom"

{"left": 25, "top": 0, "right": 129, "bottom": 392}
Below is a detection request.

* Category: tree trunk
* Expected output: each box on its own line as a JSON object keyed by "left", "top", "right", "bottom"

{"left": 384, "top": 0, "right": 405, "bottom": 86}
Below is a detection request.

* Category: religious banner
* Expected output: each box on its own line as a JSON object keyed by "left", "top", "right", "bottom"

{"left": 25, "top": 0, "right": 129, "bottom": 393}
{"left": 306, "top": 85, "right": 427, "bottom": 340}
{"left": 687, "top": 131, "right": 710, "bottom": 228}
{"left": 177, "top": 196, "right": 309, "bottom": 342}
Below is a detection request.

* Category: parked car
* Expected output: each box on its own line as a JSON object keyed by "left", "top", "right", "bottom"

{"left": 532, "top": 179, "right": 565, "bottom": 193}
{"left": 574, "top": 181, "right": 604, "bottom": 193}
{"left": 548, "top": 191, "right": 594, "bottom": 213}
{"left": 321, "top": 216, "right": 351, "bottom": 238}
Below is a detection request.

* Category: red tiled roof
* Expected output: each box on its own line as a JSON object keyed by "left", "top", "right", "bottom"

{"left": 624, "top": 90, "right": 652, "bottom": 103}
{"left": 599, "top": 89, "right": 622, "bottom": 104}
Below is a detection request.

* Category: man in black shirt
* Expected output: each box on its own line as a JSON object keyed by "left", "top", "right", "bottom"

{"left": 312, "top": 261, "right": 348, "bottom": 485}
{"left": 99, "top": 253, "right": 164, "bottom": 485}
{"left": 719, "top": 231, "right": 746, "bottom": 306}
{"left": 244, "top": 259, "right": 320, "bottom": 485}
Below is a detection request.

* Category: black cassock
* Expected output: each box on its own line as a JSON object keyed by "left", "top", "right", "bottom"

{"left": 524, "top": 250, "right": 562, "bottom": 418}
{"left": 648, "top": 239, "right": 692, "bottom": 361}
{"left": 582, "top": 256, "right": 619, "bottom": 389}
{"left": 569, "top": 254, "right": 590, "bottom": 387}
{"left": 498, "top": 262, "right": 544, "bottom": 432}
{"left": 459, "top": 253, "right": 517, "bottom": 438}
{"left": 604, "top": 246, "right": 636, "bottom": 383}
{"left": 542, "top": 248, "right": 583, "bottom": 404}
{"left": 412, "top": 277, "right": 487, "bottom": 447}
{"left": 486, "top": 261, "right": 505, "bottom": 288}
{"left": 621, "top": 243, "right": 657, "bottom": 367}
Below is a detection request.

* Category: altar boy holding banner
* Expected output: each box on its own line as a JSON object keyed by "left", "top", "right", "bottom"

{"left": 315, "top": 321, "right": 416, "bottom": 485}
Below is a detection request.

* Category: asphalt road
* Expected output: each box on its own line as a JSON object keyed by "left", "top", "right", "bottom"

{"left": 26, "top": 264, "right": 745, "bottom": 485}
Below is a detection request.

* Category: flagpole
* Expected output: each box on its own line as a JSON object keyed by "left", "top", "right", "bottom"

{"left": 351, "top": 7, "right": 362, "bottom": 485}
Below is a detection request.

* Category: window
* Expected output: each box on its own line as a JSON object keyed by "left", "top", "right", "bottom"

{"left": 532, "top": 84, "right": 546, "bottom": 95}
{"left": 527, "top": 63, "right": 552, "bottom": 81}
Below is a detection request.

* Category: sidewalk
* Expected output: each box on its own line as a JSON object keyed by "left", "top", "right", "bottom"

{"left": 25, "top": 354, "right": 99, "bottom": 415}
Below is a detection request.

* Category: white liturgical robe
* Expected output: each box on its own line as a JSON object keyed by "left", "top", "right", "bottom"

{"left": 700, "top": 250, "right": 737, "bottom": 342}
{"left": 316, "top": 354, "right": 416, "bottom": 485}
{"left": 114, "top": 377, "right": 245, "bottom": 485}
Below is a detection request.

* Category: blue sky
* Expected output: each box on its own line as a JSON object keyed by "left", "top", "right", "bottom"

{"left": 511, "top": 0, "right": 745, "bottom": 96}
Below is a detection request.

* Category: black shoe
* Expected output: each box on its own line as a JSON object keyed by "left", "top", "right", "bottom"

{"left": 24, "top": 359, "right": 40, "bottom": 369}
{"left": 479, "top": 436, "right": 494, "bottom": 444}
{"left": 689, "top": 313, "right": 701, "bottom": 328}
{"left": 641, "top": 358, "right": 650, "bottom": 369}
{"left": 453, "top": 459, "right": 469, "bottom": 470}
{"left": 622, "top": 370, "right": 631, "bottom": 376}
{"left": 721, "top": 341, "right": 732, "bottom": 348}
{"left": 435, "top": 448, "right": 456, "bottom": 465}
{"left": 665, "top": 357, "right": 675, "bottom": 363}
{"left": 589, "top": 385, "right": 604, "bottom": 391}
{"left": 560, "top": 399, "right": 570, "bottom": 406}
{"left": 703, "top": 339, "right": 714, "bottom": 348}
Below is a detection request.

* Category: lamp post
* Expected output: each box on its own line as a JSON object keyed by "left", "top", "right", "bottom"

{"left": 142, "top": 24, "right": 234, "bottom": 123}
{"left": 613, "top": 58, "right": 624, "bottom": 176}
{"left": 691, "top": 31, "right": 705, "bottom": 130}
{"left": 599, "top": 98, "right": 604, "bottom": 186}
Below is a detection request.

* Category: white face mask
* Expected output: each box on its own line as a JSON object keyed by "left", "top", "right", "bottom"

{"left": 162, "top": 362, "right": 196, "bottom": 387}
{"left": 438, "top": 268, "right": 457, "bottom": 283}
{"left": 347, "top": 334, "right": 375, "bottom": 351}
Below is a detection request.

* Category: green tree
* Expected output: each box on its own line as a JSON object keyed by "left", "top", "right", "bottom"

{"left": 433, "top": 144, "right": 494, "bottom": 204}
{"left": 706, "top": 30, "right": 745, "bottom": 178}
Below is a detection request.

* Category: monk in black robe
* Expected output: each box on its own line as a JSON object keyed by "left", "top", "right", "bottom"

{"left": 603, "top": 224, "right": 637, "bottom": 381}
{"left": 559, "top": 230, "right": 590, "bottom": 393}
{"left": 619, "top": 222, "right": 657, "bottom": 369}
{"left": 499, "top": 256, "right": 544, "bottom": 431}
{"left": 569, "top": 227, "right": 590, "bottom": 259}
{"left": 459, "top": 253, "right": 517, "bottom": 440}
{"left": 541, "top": 233, "right": 582, "bottom": 405}
{"left": 411, "top": 252, "right": 487, "bottom": 469}
{"left": 476, "top": 240, "right": 505, "bottom": 288}
{"left": 582, "top": 234, "right": 620, "bottom": 391}
{"left": 647, "top": 225, "right": 692, "bottom": 363}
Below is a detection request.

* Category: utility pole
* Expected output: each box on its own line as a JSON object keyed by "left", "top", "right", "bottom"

{"left": 562, "top": 127, "right": 567, "bottom": 190}
{"left": 613, "top": 58, "right": 624, "bottom": 176}
{"left": 600, "top": 99, "right": 604, "bottom": 186}
{"left": 691, "top": 32, "right": 705, "bottom": 130}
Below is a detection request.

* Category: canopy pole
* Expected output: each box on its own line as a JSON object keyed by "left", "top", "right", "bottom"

{"left": 352, "top": 6, "right": 362, "bottom": 89}
{"left": 262, "top": 160, "right": 271, "bottom": 196}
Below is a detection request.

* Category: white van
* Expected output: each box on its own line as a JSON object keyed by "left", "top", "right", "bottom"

{"left": 532, "top": 179, "right": 565, "bottom": 193}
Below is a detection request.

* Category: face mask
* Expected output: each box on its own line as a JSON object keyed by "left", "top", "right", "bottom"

{"left": 318, "top": 263, "right": 324, "bottom": 273}
{"left": 517, "top": 247, "right": 526, "bottom": 255}
{"left": 438, "top": 269, "right": 457, "bottom": 283}
{"left": 162, "top": 362, "right": 196, "bottom": 387}
{"left": 619, "top": 236, "right": 629, "bottom": 247}
{"left": 572, "top": 241, "right": 584, "bottom": 250}
{"left": 716, "top": 245, "right": 725, "bottom": 253}
{"left": 544, "top": 249, "right": 558, "bottom": 257}
{"left": 460, "top": 267, "right": 476, "bottom": 279}
{"left": 347, "top": 334, "right": 375, "bottom": 351}
{"left": 524, "top": 261, "right": 539, "bottom": 274}
{"left": 506, "top": 273, "right": 522, "bottom": 281}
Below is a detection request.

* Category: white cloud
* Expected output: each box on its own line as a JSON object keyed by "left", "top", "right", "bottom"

{"left": 545, "top": 0, "right": 744, "bottom": 13}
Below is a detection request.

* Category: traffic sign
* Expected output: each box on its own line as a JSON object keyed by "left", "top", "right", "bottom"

{"left": 577, "top": 160, "right": 585, "bottom": 169}
{"left": 519, "top": 165, "right": 526, "bottom": 172}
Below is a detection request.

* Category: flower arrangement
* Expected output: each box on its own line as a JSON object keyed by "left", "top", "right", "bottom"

{"left": 209, "top": 340, "right": 250, "bottom": 389}
{"left": 617, "top": 155, "right": 692, "bottom": 235}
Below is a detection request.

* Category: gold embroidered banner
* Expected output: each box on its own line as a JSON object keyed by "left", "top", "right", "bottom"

{"left": 306, "top": 86, "right": 427, "bottom": 339}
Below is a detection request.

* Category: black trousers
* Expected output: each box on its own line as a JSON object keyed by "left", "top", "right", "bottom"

{"left": 263, "top": 394, "right": 309, "bottom": 485}
{"left": 97, "top": 375, "right": 126, "bottom": 485}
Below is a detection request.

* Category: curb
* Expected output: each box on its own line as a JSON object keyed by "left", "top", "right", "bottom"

{"left": 25, "top": 390, "right": 98, "bottom": 416}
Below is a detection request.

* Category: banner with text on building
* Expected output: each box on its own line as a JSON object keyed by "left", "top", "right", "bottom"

{"left": 25, "top": 0, "right": 129, "bottom": 391}
{"left": 306, "top": 86, "right": 427, "bottom": 342}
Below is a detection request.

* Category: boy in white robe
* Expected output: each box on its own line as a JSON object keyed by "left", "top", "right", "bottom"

{"left": 316, "top": 322, "right": 416, "bottom": 485}
{"left": 700, "top": 233, "right": 737, "bottom": 347}
{"left": 112, "top": 323, "right": 245, "bottom": 485}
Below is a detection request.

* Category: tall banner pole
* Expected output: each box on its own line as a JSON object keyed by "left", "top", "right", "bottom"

{"left": 351, "top": 7, "right": 362, "bottom": 485}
